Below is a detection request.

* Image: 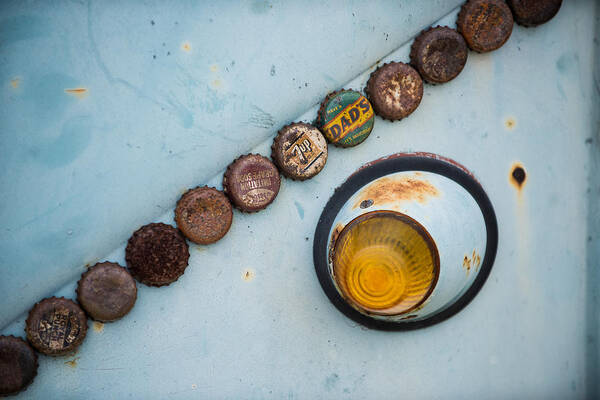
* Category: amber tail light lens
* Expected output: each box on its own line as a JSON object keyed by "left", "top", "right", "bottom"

{"left": 332, "top": 211, "right": 439, "bottom": 316}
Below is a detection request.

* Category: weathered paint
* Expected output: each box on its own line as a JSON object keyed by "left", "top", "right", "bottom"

{"left": 352, "top": 175, "right": 440, "bottom": 209}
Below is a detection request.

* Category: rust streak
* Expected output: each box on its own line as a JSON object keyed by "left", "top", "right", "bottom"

{"left": 353, "top": 176, "right": 439, "bottom": 209}
{"left": 328, "top": 223, "right": 345, "bottom": 265}
{"left": 509, "top": 162, "right": 527, "bottom": 191}
{"left": 64, "top": 88, "right": 89, "bottom": 99}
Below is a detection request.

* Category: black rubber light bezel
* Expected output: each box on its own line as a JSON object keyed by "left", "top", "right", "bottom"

{"left": 312, "top": 154, "right": 498, "bottom": 330}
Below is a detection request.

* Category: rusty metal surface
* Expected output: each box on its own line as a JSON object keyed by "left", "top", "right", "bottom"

{"left": 0, "top": 0, "right": 599, "bottom": 398}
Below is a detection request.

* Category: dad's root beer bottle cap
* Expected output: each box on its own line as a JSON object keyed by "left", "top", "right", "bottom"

{"left": 175, "top": 186, "right": 233, "bottom": 244}
{"left": 125, "top": 223, "right": 190, "bottom": 287}
{"left": 457, "top": 0, "right": 514, "bottom": 53}
{"left": 410, "top": 26, "right": 468, "bottom": 84}
{"left": 223, "top": 154, "right": 281, "bottom": 212}
{"left": 0, "top": 335, "right": 38, "bottom": 396}
{"left": 271, "top": 122, "right": 328, "bottom": 180}
{"left": 316, "top": 90, "right": 374, "bottom": 147}
{"left": 76, "top": 262, "right": 137, "bottom": 322}
{"left": 25, "top": 297, "right": 88, "bottom": 356}
{"left": 366, "top": 62, "right": 424, "bottom": 121}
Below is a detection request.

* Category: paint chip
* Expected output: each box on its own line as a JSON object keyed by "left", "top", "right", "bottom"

{"left": 93, "top": 321, "right": 104, "bottom": 333}
{"left": 504, "top": 117, "right": 516, "bottom": 130}
{"left": 64, "top": 357, "right": 80, "bottom": 368}
{"left": 242, "top": 268, "right": 255, "bottom": 282}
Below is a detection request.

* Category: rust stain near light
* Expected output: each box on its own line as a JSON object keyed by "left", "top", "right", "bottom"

{"left": 93, "top": 321, "right": 104, "bottom": 333}
{"left": 328, "top": 223, "right": 345, "bottom": 264}
{"left": 463, "top": 250, "right": 481, "bottom": 275}
{"left": 509, "top": 162, "right": 527, "bottom": 191}
{"left": 64, "top": 88, "right": 89, "bottom": 99}
{"left": 505, "top": 117, "right": 516, "bottom": 130}
{"left": 353, "top": 176, "right": 440, "bottom": 209}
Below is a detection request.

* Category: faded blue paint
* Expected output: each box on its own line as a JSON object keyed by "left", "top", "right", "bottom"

{"left": 0, "top": 1, "right": 598, "bottom": 399}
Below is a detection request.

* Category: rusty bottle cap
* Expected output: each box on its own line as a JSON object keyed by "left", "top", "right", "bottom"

{"left": 223, "top": 154, "right": 281, "bottom": 212}
{"left": 175, "top": 186, "right": 233, "bottom": 244}
{"left": 457, "top": 0, "right": 514, "bottom": 53}
{"left": 0, "top": 336, "right": 38, "bottom": 396}
{"left": 25, "top": 297, "right": 88, "bottom": 356}
{"left": 316, "top": 90, "right": 374, "bottom": 147}
{"left": 410, "top": 26, "right": 468, "bottom": 84}
{"left": 125, "top": 223, "right": 190, "bottom": 287}
{"left": 76, "top": 262, "right": 137, "bottom": 322}
{"left": 365, "top": 62, "right": 424, "bottom": 121}
{"left": 507, "top": 0, "right": 562, "bottom": 27}
{"left": 271, "top": 122, "right": 328, "bottom": 180}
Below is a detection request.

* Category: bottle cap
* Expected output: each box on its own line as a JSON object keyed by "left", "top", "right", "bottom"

{"left": 125, "top": 223, "right": 190, "bottom": 287}
{"left": 223, "top": 154, "right": 281, "bottom": 212}
{"left": 0, "top": 335, "right": 38, "bottom": 396}
{"left": 316, "top": 90, "right": 374, "bottom": 147}
{"left": 365, "top": 62, "right": 424, "bottom": 121}
{"left": 175, "top": 186, "right": 233, "bottom": 244}
{"left": 76, "top": 262, "right": 137, "bottom": 322}
{"left": 507, "top": 0, "right": 562, "bottom": 27}
{"left": 410, "top": 26, "right": 468, "bottom": 84}
{"left": 457, "top": 0, "right": 514, "bottom": 53}
{"left": 25, "top": 297, "right": 88, "bottom": 356}
{"left": 271, "top": 122, "right": 328, "bottom": 180}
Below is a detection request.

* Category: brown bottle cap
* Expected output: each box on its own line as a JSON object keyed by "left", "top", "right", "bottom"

{"left": 25, "top": 297, "right": 88, "bottom": 356}
{"left": 457, "top": 0, "right": 514, "bottom": 53}
{"left": 0, "top": 336, "right": 38, "bottom": 396}
{"left": 410, "top": 26, "right": 468, "bottom": 84}
{"left": 125, "top": 223, "right": 190, "bottom": 287}
{"left": 315, "top": 90, "right": 374, "bottom": 147}
{"left": 507, "top": 0, "right": 562, "bottom": 27}
{"left": 223, "top": 154, "right": 281, "bottom": 212}
{"left": 271, "top": 122, "right": 328, "bottom": 180}
{"left": 175, "top": 186, "right": 233, "bottom": 244}
{"left": 76, "top": 262, "right": 137, "bottom": 322}
{"left": 365, "top": 62, "right": 424, "bottom": 121}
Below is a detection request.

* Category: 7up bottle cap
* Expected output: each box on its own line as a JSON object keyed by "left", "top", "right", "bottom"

{"left": 316, "top": 89, "right": 375, "bottom": 148}
{"left": 271, "top": 122, "right": 328, "bottom": 180}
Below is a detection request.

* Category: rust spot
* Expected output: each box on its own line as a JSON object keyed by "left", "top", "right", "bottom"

{"left": 505, "top": 117, "right": 516, "bottom": 130}
{"left": 10, "top": 78, "right": 20, "bottom": 89}
{"left": 64, "top": 88, "right": 88, "bottom": 99}
{"left": 211, "top": 79, "right": 222, "bottom": 88}
{"left": 242, "top": 268, "right": 255, "bottom": 282}
{"left": 181, "top": 42, "right": 191, "bottom": 52}
{"left": 463, "top": 250, "right": 481, "bottom": 275}
{"left": 353, "top": 176, "right": 439, "bottom": 209}
{"left": 328, "top": 223, "right": 345, "bottom": 264}
{"left": 463, "top": 255, "right": 472, "bottom": 274}
{"left": 509, "top": 163, "right": 527, "bottom": 190}
{"left": 64, "top": 357, "right": 80, "bottom": 368}
{"left": 93, "top": 321, "right": 104, "bottom": 333}
{"left": 209, "top": 64, "right": 218, "bottom": 72}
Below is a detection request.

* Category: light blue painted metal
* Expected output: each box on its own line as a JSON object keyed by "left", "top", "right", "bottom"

{"left": 1, "top": 0, "right": 599, "bottom": 399}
